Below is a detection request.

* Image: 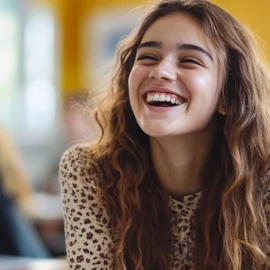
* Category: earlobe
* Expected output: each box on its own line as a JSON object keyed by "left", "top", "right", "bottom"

{"left": 218, "top": 101, "right": 227, "bottom": 116}
{"left": 217, "top": 96, "right": 227, "bottom": 116}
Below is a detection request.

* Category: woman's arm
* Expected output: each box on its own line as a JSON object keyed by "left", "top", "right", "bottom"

{"left": 59, "top": 145, "right": 113, "bottom": 270}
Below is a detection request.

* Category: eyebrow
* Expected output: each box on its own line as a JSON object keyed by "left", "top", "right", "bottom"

{"left": 137, "top": 41, "right": 213, "bottom": 61}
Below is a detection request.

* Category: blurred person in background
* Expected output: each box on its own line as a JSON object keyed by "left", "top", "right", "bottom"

{"left": 0, "top": 126, "right": 50, "bottom": 258}
{"left": 59, "top": 0, "right": 270, "bottom": 269}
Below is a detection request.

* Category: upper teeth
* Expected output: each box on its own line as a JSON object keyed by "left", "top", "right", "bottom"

{"left": 146, "top": 93, "right": 183, "bottom": 105}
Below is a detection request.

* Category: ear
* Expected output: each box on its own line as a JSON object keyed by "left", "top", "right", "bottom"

{"left": 217, "top": 96, "right": 227, "bottom": 116}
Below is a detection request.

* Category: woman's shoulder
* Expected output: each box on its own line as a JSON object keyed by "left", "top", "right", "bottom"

{"left": 60, "top": 141, "right": 95, "bottom": 165}
{"left": 59, "top": 141, "right": 101, "bottom": 186}
{"left": 59, "top": 143, "right": 114, "bottom": 269}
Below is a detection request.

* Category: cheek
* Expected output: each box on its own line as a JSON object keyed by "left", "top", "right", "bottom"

{"left": 128, "top": 67, "right": 141, "bottom": 114}
{"left": 188, "top": 72, "right": 220, "bottom": 103}
{"left": 128, "top": 66, "right": 148, "bottom": 103}
{"left": 128, "top": 66, "right": 144, "bottom": 91}
{"left": 128, "top": 69, "right": 137, "bottom": 108}
{"left": 185, "top": 73, "right": 221, "bottom": 123}
{"left": 128, "top": 68, "right": 136, "bottom": 95}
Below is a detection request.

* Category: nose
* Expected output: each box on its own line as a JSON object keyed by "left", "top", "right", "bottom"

{"left": 149, "top": 58, "right": 177, "bottom": 82}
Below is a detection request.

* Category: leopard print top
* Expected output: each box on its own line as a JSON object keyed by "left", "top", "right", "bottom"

{"left": 59, "top": 143, "right": 270, "bottom": 270}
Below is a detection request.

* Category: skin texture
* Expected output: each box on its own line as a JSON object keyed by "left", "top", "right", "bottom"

{"left": 128, "top": 12, "right": 224, "bottom": 198}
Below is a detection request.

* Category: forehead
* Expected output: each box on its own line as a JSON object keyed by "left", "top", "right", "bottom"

{"left": 141, "top": 12, "right": 217, "bottom": 58}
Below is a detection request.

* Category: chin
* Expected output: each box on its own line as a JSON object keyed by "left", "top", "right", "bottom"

{"left": 140, "top": 124, "right": 171, "bottom": 138}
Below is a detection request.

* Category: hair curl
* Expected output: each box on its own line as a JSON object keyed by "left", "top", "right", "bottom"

{"left": 88, "top": 0, "right": 270, "bottom": 269}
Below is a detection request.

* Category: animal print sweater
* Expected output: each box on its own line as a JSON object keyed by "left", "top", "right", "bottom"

{"left": 59, "top": 143, "right": 270, "bottom": 270}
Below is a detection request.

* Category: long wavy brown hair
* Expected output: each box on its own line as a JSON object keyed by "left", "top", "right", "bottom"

{"left": 88, "top": 0, "right": 270, "bottom": 269}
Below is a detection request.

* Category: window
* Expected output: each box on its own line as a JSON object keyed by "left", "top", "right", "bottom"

{"left": 0, "top": 0, "right": 20, "bottom": 135}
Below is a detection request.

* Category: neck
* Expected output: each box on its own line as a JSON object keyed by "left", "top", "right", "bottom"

{"left": 150, "top": 125, "right": 217, "bottom": 201}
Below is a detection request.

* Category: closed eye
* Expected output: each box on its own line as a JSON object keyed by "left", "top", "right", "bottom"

{"left": 137, "top": 54, "right": 157, "bottom": 61}
{"left": 181, "top": 57, "right": 202, "bottom": 66}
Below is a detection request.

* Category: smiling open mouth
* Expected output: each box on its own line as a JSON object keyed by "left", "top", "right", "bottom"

{"left": 148, "top": 101, "right": 179, "bottom": 107}
{"left": 146, "top": 92, "right": 184, "bottom": 107}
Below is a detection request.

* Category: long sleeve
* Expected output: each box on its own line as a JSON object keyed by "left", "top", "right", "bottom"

{"left": 59, "top": 144, "right": 114, "bottom": 270}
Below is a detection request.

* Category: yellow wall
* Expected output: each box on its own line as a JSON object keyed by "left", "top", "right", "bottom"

{"left": 211, "top": 0, "right": 270, "bottom": 56}
{"left": 44, "top": 0, "right": 146, "bottom": 98}
{"left": 42, "top": 0, "right": 270, "bottom": 98}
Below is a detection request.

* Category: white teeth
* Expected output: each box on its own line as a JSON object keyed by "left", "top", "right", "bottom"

{"left": 153, "top": 94, "right": 159, "bottom": 101}
{"left": 159, "top": 94, "right": 166, "bottom": 102}
{"left": 146, "top": 93, "right": 183, "bottom": 106}
{"left": 166, "top": 96, "right": 171, "bottom": 102}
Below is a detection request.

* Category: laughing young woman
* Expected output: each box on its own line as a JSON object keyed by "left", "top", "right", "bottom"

{"left": 59, "top": 0, "right": 270, "bottom": 269}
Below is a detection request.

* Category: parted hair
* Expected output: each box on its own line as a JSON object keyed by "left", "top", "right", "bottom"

{"left": 89, "top": 0, "right": 270, "bottom": 269}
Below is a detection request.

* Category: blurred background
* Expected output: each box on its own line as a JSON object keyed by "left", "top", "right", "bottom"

{"left": 0, "top": 0, "right": 269, "bottom": 267}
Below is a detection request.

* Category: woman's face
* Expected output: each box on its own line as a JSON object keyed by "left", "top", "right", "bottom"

{"left": 128, "top": 12, "right": 223, "bottom": 138}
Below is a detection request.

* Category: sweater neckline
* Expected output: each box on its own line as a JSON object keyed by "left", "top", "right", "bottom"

{"left": 168, "top": 190, "right": 202, "bottom": 208}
